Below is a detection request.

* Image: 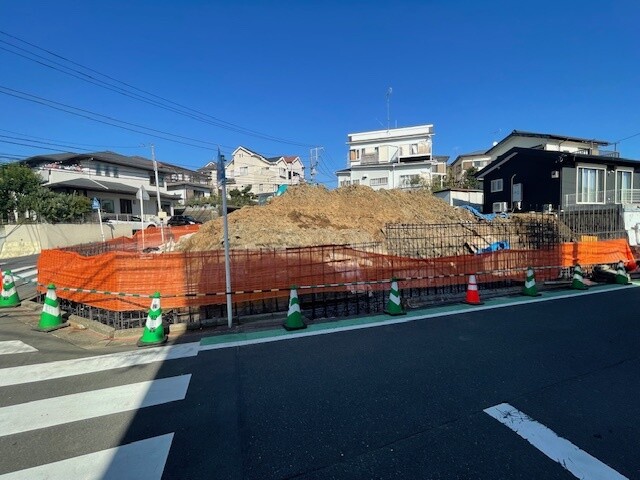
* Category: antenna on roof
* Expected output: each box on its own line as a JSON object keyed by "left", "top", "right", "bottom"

{"left": 386, "top": 87, "right": 392, "bottom": 131}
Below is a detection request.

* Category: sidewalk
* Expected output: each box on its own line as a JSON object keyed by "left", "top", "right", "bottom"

{"left": 3, "top": 281, "right": 638, "bottom": 353}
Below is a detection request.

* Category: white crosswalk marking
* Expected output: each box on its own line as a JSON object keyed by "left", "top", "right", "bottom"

{"left": 0, "top": 342, "right": 200, "bottom": 387}
{"left": 0, "top": 374, "right": 191, "bottom": 437}
{"left": 0, "top": 433, "right": 174, "bottom": 480}
{"left": 485, "top": 403, "right": 628, "bottom": 480}
{"left": 0, "top": 341, "right": 37, "bottom": 355}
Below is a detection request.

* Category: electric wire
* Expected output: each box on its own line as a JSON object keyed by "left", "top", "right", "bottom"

{"left": 0, "top": 31, "right": 314, "bottom": 147}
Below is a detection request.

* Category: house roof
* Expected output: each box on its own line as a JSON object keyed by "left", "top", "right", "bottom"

{"left": 485, "top": 130, "right": 611, "bottom": 156}
{"left": 475, "top": 147, "right": 640, "bottom": 179}
{"left": 49, "top": 178, "right": 181, "bottom": 199}
{"left": 450, "top": 151, "right": 490, "bottom": 166}
{"left": 22, "top": 151, "right": 199, "bottom": 175}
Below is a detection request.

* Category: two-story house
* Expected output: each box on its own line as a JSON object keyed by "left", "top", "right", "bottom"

{"left": 225, "top": 146, "right": 305, "bottom": 200}
{"left": 448, "top": 151, "right": 492, "bottom": 183}
{"left": 21, "top": 151, "right": 197, "bottom": 220}
{"left": 336, "top": 124, "right": 447, "bottom": 190}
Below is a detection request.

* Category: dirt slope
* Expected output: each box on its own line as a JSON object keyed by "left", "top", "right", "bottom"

{"left": 180, "top": 185, "right": 477, "bottom": 251}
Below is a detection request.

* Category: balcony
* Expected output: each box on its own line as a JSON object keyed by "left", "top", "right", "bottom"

{"left": 564, "top": 188, "right": 640, "bottom": 207}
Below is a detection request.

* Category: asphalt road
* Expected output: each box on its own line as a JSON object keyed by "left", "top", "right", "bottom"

{"left": 0, "top": 285, "right": 639, "bottom": 479}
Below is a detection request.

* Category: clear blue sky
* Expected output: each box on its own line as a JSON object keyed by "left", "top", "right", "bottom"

{"left": 2, "top": 1, "right": 639, "bottom": 187}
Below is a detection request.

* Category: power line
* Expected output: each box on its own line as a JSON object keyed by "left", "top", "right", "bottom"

{"left": 0, "top": 31, "right": 314, "bottom": 148}
{"left": 0, "top": 128, "right": 140, "bottom": 149}
{"left": 0, "top": 85, "right": 225, "bottom": 151}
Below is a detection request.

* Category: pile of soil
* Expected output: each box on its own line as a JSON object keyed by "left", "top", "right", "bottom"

{"left": 179, "top": 185, "right": 478, "bottom": 251}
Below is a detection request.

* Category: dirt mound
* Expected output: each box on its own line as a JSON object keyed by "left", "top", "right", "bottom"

{"left": 180, "top": 185, "right": 477, "bottom": 251}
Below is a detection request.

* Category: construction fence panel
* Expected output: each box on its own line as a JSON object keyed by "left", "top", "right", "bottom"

{"left": 37, "top": 238, "right": 635, "bottom": 314}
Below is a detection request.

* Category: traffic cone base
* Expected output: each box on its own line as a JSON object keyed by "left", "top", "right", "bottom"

{"left": 384, "top": 279, "right": 406, "bottom": 316}
{"left": 283, "top": 287, "right": 307, "bottom": 331}
{"left": 463, "top": 274, "right": 484, "bottom": 305}
{"left": 571, "top": 264, "right": 588, "bottom": 290}
{"left": 522, "top": 267, "right": 541, "bottom": 297}
{"left": 0, "top": 271, "right": 21, "bottom": 308}
{"left": 138, "top": 292, "right": 168, "bottom": 347}
{"left": 36, "top": 284, "right": 68, "bottom": 332}
{"left": 615, "top": 261, "right": 631, "bottom": 285}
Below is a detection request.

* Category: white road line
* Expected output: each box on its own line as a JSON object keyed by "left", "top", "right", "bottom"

{"left": 484, "top": 403, "right": 628, "bottom": 480}
{"left": 0, "top": 433, "right": 174, "bottom": 480}
{"left": 0, "top": 374, "right": 190, "bottom": 437}
{"left": 0, "top": 342, "right": 200, "bottom": 387}
{"left": 0, "top": 341, "right": 37, "bottom": 355}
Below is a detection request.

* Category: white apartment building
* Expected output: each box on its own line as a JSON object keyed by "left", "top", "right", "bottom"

{"left": 226, "top": 146, "right": 305, "bottom": 198}
{"left": 336, "top": 124, "right": 447, "bottom": 190}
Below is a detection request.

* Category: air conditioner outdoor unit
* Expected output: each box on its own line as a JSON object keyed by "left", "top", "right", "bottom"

{"left": 551, "top": 170, "right": 560, "bottom": 178}
{"left": 492, "top": 201, "right": 508, "bottom": 213}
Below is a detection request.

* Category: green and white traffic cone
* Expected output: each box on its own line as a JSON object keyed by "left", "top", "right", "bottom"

{"left": 137, "top": 292, "right": 168, "bottom": 347}
{"left": 0, "top": 270, "right": 21, "bottom": 308}
{"left": 36, "top": 284, "right": 69, "bottom": 332}
{"left": 522, "top": 267, "right": 541, "bottom": 297}
{"left": 615, "top": 260, "right": 631, "bottom": 285}
{"left": 571, "top": 264, "right": 588, "bottom": 290}
{"left": 283, "top": 286, "right": 306, "bottom": 331}
{"left": 384, "top": 278, "right": 406, "bottom": 315}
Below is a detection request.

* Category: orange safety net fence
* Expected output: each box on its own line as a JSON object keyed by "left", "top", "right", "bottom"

{"left": 37, "top": 238, "right": 635, "bottom": 312}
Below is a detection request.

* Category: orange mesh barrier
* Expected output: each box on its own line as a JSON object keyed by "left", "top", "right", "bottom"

{"left": 37, "top": 239, "right": 635, "bottom": 312}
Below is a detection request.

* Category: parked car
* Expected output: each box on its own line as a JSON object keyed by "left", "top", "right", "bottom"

{"left": 167, "top": 215, "right": 203, "bottom": 226}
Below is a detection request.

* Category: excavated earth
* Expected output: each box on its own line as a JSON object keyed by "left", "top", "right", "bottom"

{"left": 180, "top": 185, "right": 484, "bottom": 251}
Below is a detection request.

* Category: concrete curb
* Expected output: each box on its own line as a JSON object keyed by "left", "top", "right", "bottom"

{"left": 68, "top": 314, "right": 115, "bottom": 338}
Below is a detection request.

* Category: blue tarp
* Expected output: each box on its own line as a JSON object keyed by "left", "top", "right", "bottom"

{"left": 461, "top": 205, "right": 509, "bottom": 221}
{"left": 478, "top": 241, "right": 510, "bottom": 253}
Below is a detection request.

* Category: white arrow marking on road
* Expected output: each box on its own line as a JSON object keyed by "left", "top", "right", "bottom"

{"left": 484, "top": 403, "right": 628, "bottom": 480}
{"left": 0, "top": 374, "right": 191, "bottom": 437}
{"left": 0, "top": 433, "right": 174, "bottom": 480}
{"left": 0, "top": 341, "right": 37, "bottom": 355}
{"left": 0, "top": 342, "right": 199, "bottom": 387}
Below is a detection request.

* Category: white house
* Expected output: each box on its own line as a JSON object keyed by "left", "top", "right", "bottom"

{"left": 336, "top": 124, "right": 447, "bottom": 190}
{"left": 448, "top": 151, "right": 492, "bottom": 182}
{"left": 226, "top": 146, "right": 305, "bottom": 198}
{"left": 21, "top": 151, "right": 209, "bottom": 220}
{"left": 485, "top": 130, "right": 616, "bottom": 161}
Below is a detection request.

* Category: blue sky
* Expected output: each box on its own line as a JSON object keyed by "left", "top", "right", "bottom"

{"left": 1, "top": 1, "right": 639, "bottom": 187}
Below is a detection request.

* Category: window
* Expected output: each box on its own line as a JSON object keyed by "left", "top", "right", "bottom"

{"left": 113, "top": 166, "right": 119, "bottom": 178}
{"left": 490, "top": 178, "right": 503, "bottom": 192}
{"left": 352, "top": 179, "right": 360, "bottom": 185}
{"left": 279, "top": 168, "right": 286, "bottom": 177}
{"left": 349, "top": 150, "right": 360, "bottom": 161}
{"left": 370, "top": 177, "right": 388, "bottom": 186}
{"left": 340, "top": 180, "right": 351, "bottom": 186}
{"left": 95, "top": 164, "right": 102, "bottom": 176}
{"left": 120, "top": 199, "right": 132, "bottom": 214}
{"left": 258, "top": 184, "right": 264, "bottom": 192}
{"left": 262, "top": 167, "right": 270, "bottom": 173}
{"left": 577, "top": 166, "right": 605, "bottom": 203}
{"left": 149, "top": 174, "right": 165, "bottom": 186}
{"left": 411, "top": 144, "right": 418, "bottom": 155}
{"left": 237, "top": 166, "right": 248, "bottom": 176}
{"left": 104, "top": 165, "right": 111, "bottom": 177}
{"left": 400, "top": 174, "right": 420, "bottom": 187}
{"left": 100, "top": 199, "right": 115, "bottom": 214}
{"left": 615, "top": 169, "right": 633, "bottom": 203}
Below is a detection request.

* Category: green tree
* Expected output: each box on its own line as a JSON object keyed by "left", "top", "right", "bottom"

{"left": 228, "top": 185, "right": 257, "bottom": 206}
{"left": 462, "top": 167, "right": 481, "bottom": 189}
{"left": 0, "top": 164, "right": 91, "bottom": 222}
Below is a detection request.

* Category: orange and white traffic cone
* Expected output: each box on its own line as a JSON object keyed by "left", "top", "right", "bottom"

{"left": 463, "top": 274, "right": 484, "bottom": 305}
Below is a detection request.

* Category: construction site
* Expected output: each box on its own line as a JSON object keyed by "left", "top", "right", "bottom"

{"left": 36, "top": 185, "right": 636, "bottom": 331}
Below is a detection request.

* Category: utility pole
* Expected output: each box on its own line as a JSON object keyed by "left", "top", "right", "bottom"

{"left": 309, "top": 147, "right": 323, "bottom": 184}
{"left": 217, "top": 147, "right": 233, "bottom": 328}
{"left": 150, "top": 144, "right": 165, "bottom": 245}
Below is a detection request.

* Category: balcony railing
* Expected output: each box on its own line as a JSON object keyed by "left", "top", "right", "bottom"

{"left": 564, "top": 188, "right": 640, "bottom": 207}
